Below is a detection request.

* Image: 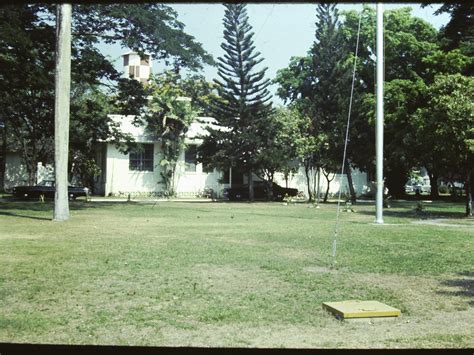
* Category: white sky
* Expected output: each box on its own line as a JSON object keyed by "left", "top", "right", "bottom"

{"left": 99, "top": 3, "right": 450, "bottom": 105}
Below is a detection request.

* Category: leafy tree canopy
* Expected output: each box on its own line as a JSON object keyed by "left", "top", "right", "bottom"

{"left": 0, "top": 4, "right": 214, "bottom": 187}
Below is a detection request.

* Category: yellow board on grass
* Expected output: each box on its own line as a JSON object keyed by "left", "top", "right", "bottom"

{"left": 322, "top": 300, "right": 401, "bottom": 319}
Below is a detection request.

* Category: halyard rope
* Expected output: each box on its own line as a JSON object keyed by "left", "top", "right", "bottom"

{"left": 331, "top": 8, "right": 363, "bottom": 267}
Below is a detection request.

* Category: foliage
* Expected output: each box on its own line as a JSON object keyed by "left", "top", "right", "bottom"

{"left": 180, "top": 74, "right": 221, "bottom": 117}
{"left": 431, "top": 3, "right": 474, "bottom": 63}
{"left": 255, "top": 107, "right": 309, "bottom": 194}
{"left": 199, "top": 4, "right": 273, "bottom": 201}
{"left": 414, "top": 74, "right": 474, "bottom": 214}
{"left": 274, "top": 55, "right": 313, "bottom": 108}
{"left": 0, "top": 5, "right": 55, "bottom": 184}
{"left": 0, "top": 4, "right": 214, "bottom": 189}
{"left": 275, "top": 4, "right": 354, "bottom": 201}
{"left": 71, "top": 3, "right": 215, "bottom": 71}
{"left": 339, "top": 7, "right": 442, "bottom": 198}
{"left": 70, "top": 86, "right": 135, "bottom": 190}
{"left": 143, "top": 71, "right": 199, "bottom": 196}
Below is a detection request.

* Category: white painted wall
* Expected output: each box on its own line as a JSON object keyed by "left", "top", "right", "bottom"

{"left": 105, "top": 143, "right": 160, "bottom": 195}
{"left": 4, "top": 153, "right": 56, "bottom": 189}
{"left": 4, "top": 152, "right": 28, "bottom": 189}
{"left": 274, "top": 168, "right": 369, "bottom": 198}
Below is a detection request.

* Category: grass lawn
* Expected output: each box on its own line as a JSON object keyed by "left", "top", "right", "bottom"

{"left": 0, "top": 199, "right": 473, "bottom": 348}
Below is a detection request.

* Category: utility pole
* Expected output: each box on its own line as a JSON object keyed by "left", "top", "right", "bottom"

{"left": 375, "top": 2, "right": 384, "bottom": 224}
{"left": 53, "top": 4, "right": 72, "bottom": 221}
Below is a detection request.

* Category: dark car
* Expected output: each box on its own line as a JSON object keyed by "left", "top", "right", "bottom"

{"left": 226, "top": 181, "right": 298, "bottom": 201}
{"left": 12, "top": 180, "right": 89, "bottom": 200}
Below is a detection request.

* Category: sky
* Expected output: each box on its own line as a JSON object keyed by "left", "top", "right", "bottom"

{"left": 99, "top": 3, "right": 450, "bottom": 105}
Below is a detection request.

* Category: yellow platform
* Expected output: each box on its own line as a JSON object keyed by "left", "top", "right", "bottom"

{"left": 322, "top": 300, "right": 401, "bottom": 319}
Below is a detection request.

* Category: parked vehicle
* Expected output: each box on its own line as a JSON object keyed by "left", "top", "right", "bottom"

{"left": 12, "top": 180, "right": 89, "bottom": 200}
{"left": 226, "top": 181, "right": 298, "bottom": 201}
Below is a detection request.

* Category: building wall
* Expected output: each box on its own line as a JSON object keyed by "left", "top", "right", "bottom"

{"left": 4, "top": 154, "right": 54, "bottom": 189}
{"left": 103, "top": 142, "right": 225, "bottom": 197}
{"left": 104, "top": 143, "right": 159, "bottom": 195}
{"left": 4, "top": 152, "right": 27, "bottom": 189}
{"left": 274, "top": 168, "right": 369, "bottom": 198}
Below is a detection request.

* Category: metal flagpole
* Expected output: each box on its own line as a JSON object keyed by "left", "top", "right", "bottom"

{"left": 375, "top": 2, "right": 384, "bottom": 224}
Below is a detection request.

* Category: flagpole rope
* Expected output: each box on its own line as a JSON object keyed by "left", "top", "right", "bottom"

{"left": 331, "top": 8, "right": 363, "bottom": 268}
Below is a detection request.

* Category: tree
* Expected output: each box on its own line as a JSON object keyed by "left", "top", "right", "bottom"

{"left": 274, "top": 4, "right": 354, "bottom": 202}
{"left": 143, "top": 71, "right": 198, "bottom": 196}
{"left": 414, "top": 74, "right": 474, "bottom": 215}
{"left": 339, "top": 6, "right": 441, "bottom": 198}
{"left": 69, "top": 86, "right": 135, "bottom": 190}
{"left": 199, "top": 4, "right": 273, "bottom": 201}
{"left": 309, "top": 3, "right": 356, "bottom": 202}
{"left": 0, "top": 5, "right": 56, "bottom": 185}
{"left": 53, "top": 3, "right": 72, "bottom": 221}
{"left": 113, "top": 70, "right": 210, "bottom": 196}
{"left": 429, "top": 3, "right": 474, "bottom": 65}
{"left": 256, "top": 107, "right": 310, "bottom": 200}
{"left": 0, "top": 4, "right": 214, "bottom": 190}
{"left": 274, "top": 55, "right": 313, "bottom": 111}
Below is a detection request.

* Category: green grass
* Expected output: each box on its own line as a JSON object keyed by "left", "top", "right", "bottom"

{"left": 0, "top": 200, "right": 473, "bottom": 347}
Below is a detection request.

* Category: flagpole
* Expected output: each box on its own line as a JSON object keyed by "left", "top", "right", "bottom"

{"left": 375, "top": 2, "right": 384, "bottom": 224}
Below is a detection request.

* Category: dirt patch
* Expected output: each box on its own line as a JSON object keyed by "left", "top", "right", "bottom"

{"left": 303, "top": 266, "right": 337, "bottom": 274}
{"left": 190, "top": 264, "right": 291, "bottom": 294}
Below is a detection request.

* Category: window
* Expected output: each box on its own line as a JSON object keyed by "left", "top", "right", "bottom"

{"left": 129, "top": 144, "right": 154, "bottom": 171}
{"left": 123, "top": 54, "right": 129, "bottom": 66}
{"left": 185, "top": 145, "right": 197, "bottom": 172}
{"left": 128, "top": 65, "right": 141, "bottom": 79}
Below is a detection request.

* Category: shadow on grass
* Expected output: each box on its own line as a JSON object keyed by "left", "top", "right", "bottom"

{"left": 356, "top": 208, "right": 466, "bottom": 221}
{"left": 438, "top": 271, "right": 474, "bottom": 306}
{"left": 0, "top": 200, "right": 130, "bottom": 215}
{"left": 0, "top": 211, "right": 51, "bottom": 221}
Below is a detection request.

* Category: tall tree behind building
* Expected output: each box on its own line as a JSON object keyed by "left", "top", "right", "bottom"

{"left": 199, "top": 3, "right": 273, "bottom": 201}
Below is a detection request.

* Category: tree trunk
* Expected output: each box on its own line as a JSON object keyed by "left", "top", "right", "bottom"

{"left": 27, "top": 161, "right": 38, "bottom": 186}
{"left": 323, "top": 171, "right": 334, "bottom": 203}
{"left": 316, "top": 166, "right": 321, "bottom": 205}
{"left": 304, "top": 160, "right": 313, "bottom": 202}
{"left": 466, "top": 169, "right": 473, "bottom": 217}
{"left": 248, "top": 170, "right": 254, "bottom": 202}
{"left": 261, "top": 170, "right": 274, "bottom": 201}
{"left": 53, "top": 4, "right": 72, "bottom": 221}
{"left": 324, "top": 181, "right": 330, "bottom": 203}
{"left": 344, "top": 161, "right": 356, "bottom": 204}
{"left": 0, "top": 121, "right": 6, "bottom": 192}
{"left": 312, "top": 166, "right": 317, "bottom": 202}
{"left": 428, "top": 171, "right": 439, "bottom": 200}
{"left": 385, "top": 166, "right": 408, "bottom": 199}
